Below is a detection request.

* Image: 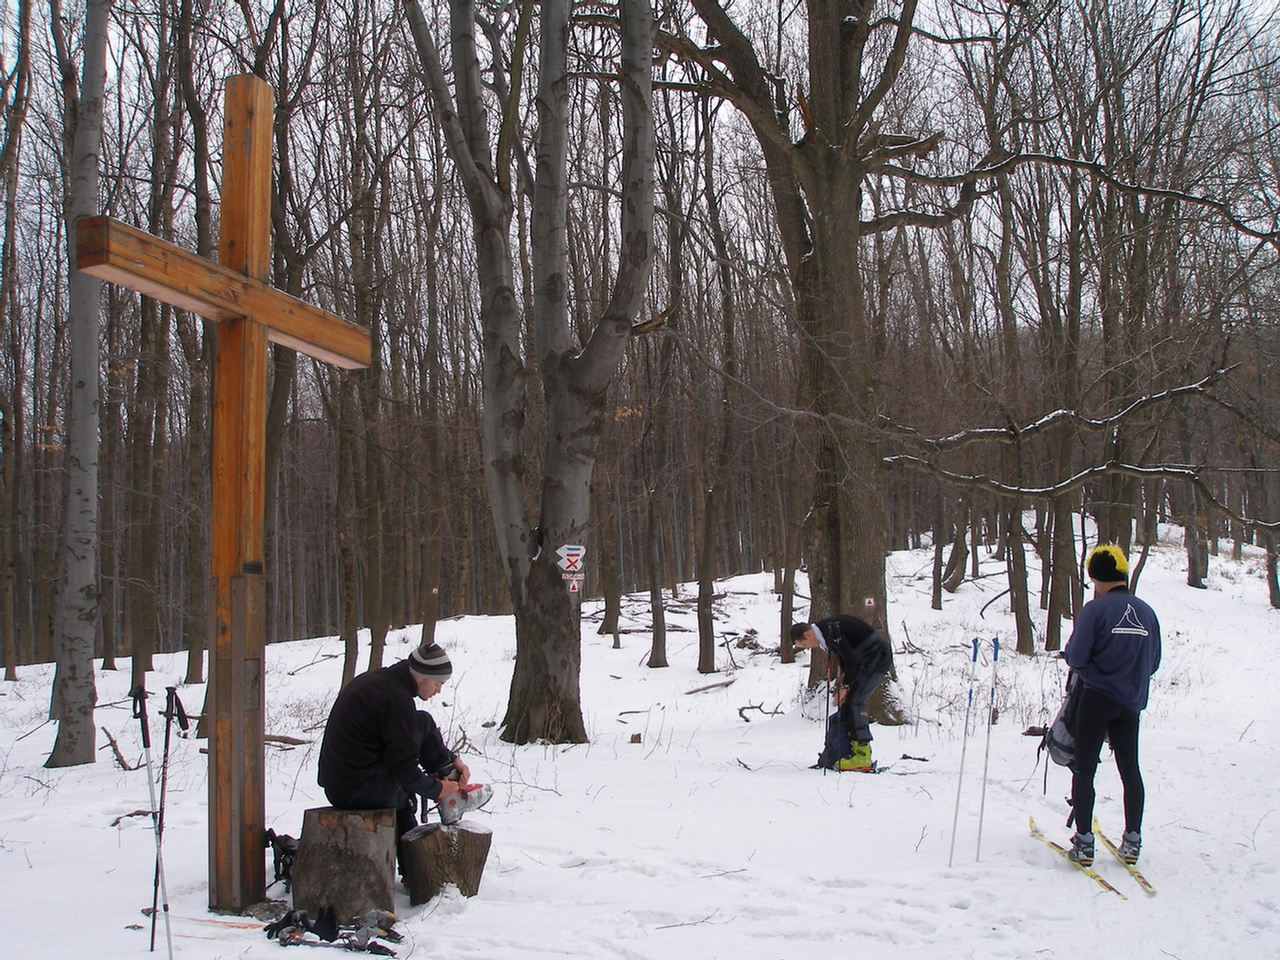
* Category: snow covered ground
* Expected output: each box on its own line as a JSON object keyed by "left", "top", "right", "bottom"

{"left": 2, "top": 529, "right": 1278, "bottom": 959}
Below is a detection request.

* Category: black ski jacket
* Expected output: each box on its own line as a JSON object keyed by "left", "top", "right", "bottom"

{"left": 812, "top": 615, "right": 893, "bottom": 680}
{"left": 317, "top": 659, "right": 442, "bottom": 800}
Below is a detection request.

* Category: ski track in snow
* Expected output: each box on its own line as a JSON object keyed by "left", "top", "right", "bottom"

{"left": 2, "top": 531, "right": 1279, "bottom": 959}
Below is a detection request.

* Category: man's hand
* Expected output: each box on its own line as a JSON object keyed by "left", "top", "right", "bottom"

{"left": 452, "top": 757, "right": 472, "bottom": 787}
{"left": 436, "top": 777, "right": 463, "bottom": 799}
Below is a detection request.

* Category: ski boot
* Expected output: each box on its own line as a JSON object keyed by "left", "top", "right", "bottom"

{"left": 439, "top": 783, "right": 494, "bottom": 825}
{"left": 1117, "top": 830, "right": 1141, "bottom": 864}
{"left": 834, "top": 741, "right": 873, "bottom": 772}
{"left": 1067, "top": 831, "right": 1095, "bottom": 866}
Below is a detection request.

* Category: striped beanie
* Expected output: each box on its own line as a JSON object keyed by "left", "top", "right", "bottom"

{"left": 408, "top": 641, "right": 452, "bottom": 680}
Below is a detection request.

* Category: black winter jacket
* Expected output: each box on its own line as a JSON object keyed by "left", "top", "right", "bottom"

{"left": 317, "top": 659, "right": 442, "bottom": 800}
{"left": 813, "top": 615, "right": 893, "bottom": 680}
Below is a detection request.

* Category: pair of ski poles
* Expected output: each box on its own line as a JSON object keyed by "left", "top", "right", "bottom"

{"left": 132, "top": 685, "right": 189, "bottom": 960}
{"left": 948, "top": 636, "right": 999, "bottom": 867}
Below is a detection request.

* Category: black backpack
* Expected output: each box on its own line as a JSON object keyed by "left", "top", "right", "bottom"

{"left": 264, "top": 829, "right": 299, "bottom": 890}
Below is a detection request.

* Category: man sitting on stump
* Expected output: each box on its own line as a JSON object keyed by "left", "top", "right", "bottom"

{"left": 318, "top": 640, "right": 492, "bottom": 839}
{"left": 792, "top": 615, "right": 893, "bottom": 772}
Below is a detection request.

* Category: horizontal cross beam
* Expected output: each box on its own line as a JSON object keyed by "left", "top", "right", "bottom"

{"left": 76, "top": 215, "right": 370, "bottom": 370}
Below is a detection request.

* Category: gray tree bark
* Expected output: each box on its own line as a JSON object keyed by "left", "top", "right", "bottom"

{"left": 0, "top": 0, "right": 32, "bottom": 682}
{"left": 47, "top": 0, "right": 112, "bottom": 768}
{"left": 408, "top": 0, "right": 654, "bottom": 743}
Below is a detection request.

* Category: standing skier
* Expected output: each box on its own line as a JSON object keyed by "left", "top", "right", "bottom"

{"left": 1063, "top": 544, "right": 1162, "bottom": 866}
{"left": 792, "top": 615, "right": 893, "bottom": 771}
{"left": 318, "top": 640, "right": 492, "bottom": 840}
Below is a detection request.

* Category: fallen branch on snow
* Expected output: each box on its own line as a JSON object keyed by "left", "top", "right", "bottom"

{"left": 737, "top": 702, "right": 783, "bottom": 722}
{"left": 100, "top": 726, "right": 141, "bottom": 770}
{"left": 685, "top": 679, "right": 735, "bottom": 695}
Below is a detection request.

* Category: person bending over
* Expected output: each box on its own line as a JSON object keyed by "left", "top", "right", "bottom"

{"left": 792, "top": 615, "right": 893, "bottom": 772}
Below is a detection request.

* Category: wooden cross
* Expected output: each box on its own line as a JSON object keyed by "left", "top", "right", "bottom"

{"left": 77, "top": 75, "right": 370, "bottom": 911}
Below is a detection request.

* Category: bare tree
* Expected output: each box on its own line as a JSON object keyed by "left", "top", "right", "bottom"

{"left": 0, "top": 0, "right": 33, "bottom": 681}
{"left": 664, "top": 1, "right": 985, "bottom": 646}
{"left": 46, "top": 0, "right": 112, "bottom": 768}
{"left": 407, "top": 0, "right": 655, "bottom": 742}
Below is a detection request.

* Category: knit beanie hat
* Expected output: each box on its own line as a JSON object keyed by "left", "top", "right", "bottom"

{"left": 1086, "top": 544, "right": 1129, "bottom": 583}
{"left": 408, "top": 641, "right": 452, "bottom": 680}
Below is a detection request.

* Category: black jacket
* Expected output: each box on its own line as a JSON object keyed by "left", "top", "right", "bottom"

{"left": 318, "top": 659, "right": 438, "bottom": 800}
{"left": 813, "top": 615, "right": 893, "bottom": 679}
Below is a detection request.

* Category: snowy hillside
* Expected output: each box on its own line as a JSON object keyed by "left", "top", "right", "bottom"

{"left": 2, "top": 531, "right": 1278, "bottom": 959}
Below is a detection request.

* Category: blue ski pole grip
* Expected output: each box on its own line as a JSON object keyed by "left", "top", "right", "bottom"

{"left": 970, "top": 637, "right": 980, "bottom": 662}
{"left": 991, "top": 636, "right": 999, "bottom": 661}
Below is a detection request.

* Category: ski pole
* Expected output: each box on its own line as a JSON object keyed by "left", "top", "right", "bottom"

{"left": 150, "top": 687, "right": 188, "bottom": 952}
{"left": 132, "top": 687, "right": 174, "bottom": 960}
{"left": 824, "top": 660, "right": 834, "bottom": 778}
{"left": 975, "top": 636, "right": 999, "bottom": 862}
{"left": 948, "top": 637, "right": 981, "bottom": 867}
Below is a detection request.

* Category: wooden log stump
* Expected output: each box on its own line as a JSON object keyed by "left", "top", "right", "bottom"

{"left": 290, "top": 807, "right": 396, "bottom": 921}
{"left": 400, "top": 821, "right": 493, "bottom": 904}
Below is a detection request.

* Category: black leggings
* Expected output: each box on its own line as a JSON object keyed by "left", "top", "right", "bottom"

{"left": 1071, "top": 686, "right": 1144, "bottom": 835}
{"left": 837, "top": 669, "right": 887, "bottom": 743}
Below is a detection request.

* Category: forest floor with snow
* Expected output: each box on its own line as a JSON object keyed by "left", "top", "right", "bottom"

{"left": 2, "top": 529, "right": 1278, "bottom": 959}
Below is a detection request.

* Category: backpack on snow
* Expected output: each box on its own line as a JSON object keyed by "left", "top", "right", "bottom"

{"left": 1039, "top": 670, "right": 1082, "bottom": 770}
{"left": 815, "top": 713, "right": 853, "bottom": 769}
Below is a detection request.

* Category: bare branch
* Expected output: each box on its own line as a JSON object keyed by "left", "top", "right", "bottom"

{"left": 884, "top": 456, "right": 1280, "bottom": 532}
{"left": 883, "top": 368, "right": 1237, "bottom": 454}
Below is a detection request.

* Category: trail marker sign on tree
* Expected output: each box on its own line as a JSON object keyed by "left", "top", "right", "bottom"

{"left": 557, "top": 544, "right": 586, "bottom": 593}
{"left": 77, "top": 74, "right": 370, "bottom": 910}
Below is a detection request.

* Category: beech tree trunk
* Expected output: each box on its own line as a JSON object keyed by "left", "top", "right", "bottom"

{"left": 0, "top": 0, "right": 32, "bottom": 681}
{"left": 47, "top": 0, "right": 111, "bottom": 768}
{"left": 408, "top": 0, "right": 654, "bottom": 743}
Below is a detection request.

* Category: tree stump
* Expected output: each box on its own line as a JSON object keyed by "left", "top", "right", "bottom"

{"left": 290, "top": 807, "right": 396, "bottom": 921}
{"left": 400, "top": 821, "right": 492, "bottom": 904}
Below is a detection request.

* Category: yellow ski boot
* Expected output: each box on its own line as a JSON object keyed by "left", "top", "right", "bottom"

{"left": 834, "top": 741, "right": 873, "bottom": 772}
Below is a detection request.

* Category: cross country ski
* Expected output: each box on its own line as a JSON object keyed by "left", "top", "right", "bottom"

{"left": 1094, "top": 820, "right": 1156, "bottom": 895}
{"left": 1029, "top": 817, "right": 1126, "bottom": 899}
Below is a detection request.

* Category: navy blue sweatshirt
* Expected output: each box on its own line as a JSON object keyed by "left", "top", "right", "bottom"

{"left": 1065, "top": 586, "right": 1162, "bottom": 713}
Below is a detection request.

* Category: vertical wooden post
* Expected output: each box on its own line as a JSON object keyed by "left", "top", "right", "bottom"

{"left": 74, "top": 71, "right": 368, "bottom": 909}
{"left": 208, "top": 74, "right": 273, "bottom": 911}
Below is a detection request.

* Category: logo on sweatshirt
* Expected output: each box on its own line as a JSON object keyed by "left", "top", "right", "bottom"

{"left": 1112, "top": 604, "right": 1150, "bottom": 637}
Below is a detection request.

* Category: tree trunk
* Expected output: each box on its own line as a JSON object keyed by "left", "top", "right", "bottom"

{"left": 644, "top": 485, "right": 668, "bottom": 669}
{"left": 503, "top": 553, "right": 587, "bottom": 743}
{"left": 681, "top": 0, "right": 939, "bottom": 636}
{"left": 98, "top": 288, "right": 124, "bottom": 672}
{"left": 47, "top": 0, "right": 112, "bottom": 768}
{"left": 941, "top": 497, "right": 969, "bottom": 593}
{"left": 400, "top": 821, "right": 493, "bottom": 904}
{"left": 1005, "top": 501, "right": 1035, "bottom": 656}
{"left": 1043, "top": 490, "right": 1077, "bottom": 653}
{"left": 175, "top": 0, "right": 212, "bottom": 682}
{"left": 778, "top": 450, "right": 805, "bottom": 663}
{"left": 696, "top": 481, "right": 719, "bottom": 675}
{"left": 594, "top": 444, "right": 622, "bottom": 648}
{"left": 1265, "top": 533, "right": 1280, "bottom": 609}
{"left": 408, "top": 0, "right": 654, "bottom": 743}
{"left": 931, "top": 493, "right": 944, "bottom": 612}
{"left": 334, "top": 378, "right": 360, "bottom": 686}
{"left": 0, "top": 0, "right": 29, "bottom": 680}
